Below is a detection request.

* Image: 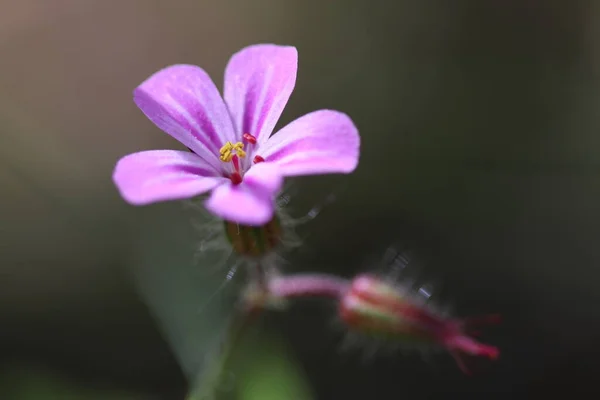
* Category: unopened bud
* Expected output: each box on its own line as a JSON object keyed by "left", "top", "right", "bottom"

{"left": 339, "top": 274, "right": 499, "bottom": 374}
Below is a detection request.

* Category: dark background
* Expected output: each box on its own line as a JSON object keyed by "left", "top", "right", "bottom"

{"left": 1, "top": 0, "right": 599, "bottom": 398}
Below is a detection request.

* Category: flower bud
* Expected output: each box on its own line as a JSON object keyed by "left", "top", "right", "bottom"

{"left": 339, "top": 274, "right": 499, "bottom": 374}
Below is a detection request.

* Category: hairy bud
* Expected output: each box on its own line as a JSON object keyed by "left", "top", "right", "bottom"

{"left": 339, "top": 274, "right": 499, "bottom": 374}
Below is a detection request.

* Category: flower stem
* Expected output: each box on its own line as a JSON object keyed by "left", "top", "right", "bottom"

{"left": 268, "top": 273, "right": 350, "bottom": 300}
{"left": 186, "top": 309, "right": 254, "bottom": 400}
{"left": 187, "top": 274, "right": 349, "bottom": 399}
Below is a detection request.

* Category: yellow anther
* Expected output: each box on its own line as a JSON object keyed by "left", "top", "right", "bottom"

{"left": 219, "top": 141, "right": 246, "bottom": 162}
{"left": 236, "top": 148, "right": 247, "bottom": 158}
{"left": 219, "top": 142, "right": 233, "bottom": 162}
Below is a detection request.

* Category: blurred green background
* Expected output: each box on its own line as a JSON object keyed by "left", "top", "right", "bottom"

{"left": 2, "top": 0, "right": 600, "bottom": 398}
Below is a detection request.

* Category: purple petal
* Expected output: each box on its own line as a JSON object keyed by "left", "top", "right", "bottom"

{"left": 113, "top": 150, "right": 226, "bottom": 205}
{"left": 134, "top": 65, "right": 236, "bottom": 171}
{"left": 224, "top": 44, "right": 298, "bottom": 145}
{"left": 243, "top": 162, "right": 283, "bottom": 194}
{"left": 204, "top": 163, "right": 283, "bottom": 225}
{"left": 257, "top": 110, "right": 360, "bottom": 176}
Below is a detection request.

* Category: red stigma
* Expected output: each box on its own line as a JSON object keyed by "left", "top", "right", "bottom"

{"left": 253, "top": 155, "right": 265, "bottom": 164}
{"left": 231, "top": 154, "right": 240, "bottom": 172}
{"left": 243, "top": 133, "right": 257, "bottom": 144}
{"left": 230, "top": 172, "right": 242, "bottom": 185}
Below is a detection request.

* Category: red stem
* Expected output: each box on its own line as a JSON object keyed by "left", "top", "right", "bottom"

{"left": 268, "top": 274, "right": 350, "bottom": 300}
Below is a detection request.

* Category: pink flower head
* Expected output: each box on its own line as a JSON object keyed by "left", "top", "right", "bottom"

{"left": 113, "top": 44, "right": 360, "bottom": 225}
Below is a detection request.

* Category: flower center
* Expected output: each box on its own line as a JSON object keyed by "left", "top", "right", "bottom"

{"left": 219, "top": 141, "right": 246, "bottom": 184}
{"left": 218, "top": 134, "right": 264, "bottom": 184}
{"left": 219, "top": 141, "right": 246, "bottom": 163}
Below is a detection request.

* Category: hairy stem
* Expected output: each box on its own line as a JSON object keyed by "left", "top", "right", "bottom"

{"left": 187, "top": 308, "right": 256, "bottom": 400}
{"left": 187, "top": 274, "right": 349, "bottom": 398}
{"left": 268, "top": 273, "right": 350, "bottom": 300}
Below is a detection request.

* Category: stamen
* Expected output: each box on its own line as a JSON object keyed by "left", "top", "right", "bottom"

{"left": 219, "top": 142, "right": 248, "bottom": 184}
{"left": 219, "top": 142, "right": 233, "bottom": 162}
{"left": 243, "top": 133, "right": 257, "bottom": 144}
{"left": 253, "top": 155, "right": 265, "bottom": 164}
{"left": 219, "top": 141, "right": 246, "bottom": 162}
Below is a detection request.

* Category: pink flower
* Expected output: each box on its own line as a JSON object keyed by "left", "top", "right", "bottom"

{"left": 113, "top": 44, "right": 360, "bottom": 225}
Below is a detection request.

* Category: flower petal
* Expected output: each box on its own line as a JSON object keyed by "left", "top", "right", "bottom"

{"left": 113, "top": 150, "right": 226, "bottom": 205}
{"left": 224, "top": 44, "right": 298, "bottom": 145}
{"left": 243, "top": 162, "right": 284, "bottom": 194}
{"left": 134, "top": 65, "right": 236, "bottom": 171}
{"left": 204, "top": 163, "right": 283, "bottom": 225}
{"left": 257, "top": 110, "right": 360, "bottom": 176}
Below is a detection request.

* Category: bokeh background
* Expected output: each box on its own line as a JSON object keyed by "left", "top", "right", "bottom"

{"left": 2, "top": 0, "right": 600, "bottom": 398}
